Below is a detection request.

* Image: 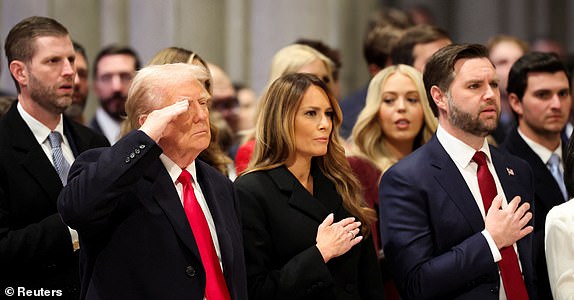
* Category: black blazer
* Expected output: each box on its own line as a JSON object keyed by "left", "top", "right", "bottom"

{"left": 501, "top": 128, "right": 566, "bottom": 299}
{"left": 380, "top": 135, "right": 537, "bottom": 300}
{"left": 58, "top": 130, "right": 248, "bottom": 300}
{"left": 234, "top": 165, "right": 384, "bottom": 300}
{"left": 0, "top": 102, "right": 109, "bottom": 297}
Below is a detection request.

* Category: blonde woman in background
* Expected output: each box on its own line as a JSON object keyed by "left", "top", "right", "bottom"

{"left": 234, "top": 44, "right": 335, "bottom": 174}
{"left": 121, "top": 47, "right": 233, "bottom": 177}
{"left": 346, "top": 64, "right": 437, "bottom": 300}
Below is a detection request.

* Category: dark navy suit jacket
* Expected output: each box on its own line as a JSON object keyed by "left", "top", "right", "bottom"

{"left": 379, "top": 135, "right": 537, "bottom": 300}
{"left": 501, "top": 128, "right": 566, "bottom": 299}
{"left": 58, "top": 130, "right": 248, "bottom": 300}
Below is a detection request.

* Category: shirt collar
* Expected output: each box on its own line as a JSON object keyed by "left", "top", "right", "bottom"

{"left": 518, "top": 128, "right": 562, "bottom": 164}
{"left": 17, "top": 101, "right": 65, "bottom": 145}
{"left": 436, "top": 124, "right": 492, "bottom": 168}
{"left": 159, "top": 154, "right": 198, "bottom": 184}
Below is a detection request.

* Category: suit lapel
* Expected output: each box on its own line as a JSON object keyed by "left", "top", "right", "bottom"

{"left": 144, "top": 160, "right": 201, "bottom": 260}
{"left": 268, "top": 166, "right": 330, "bottom": 223}
{"left": 4, "top": 104, "right": 63, "bottom": 202}
{"left": 195, "top": 161, "right": 235, "bottom": 278}
{"left": 428, "top": 136, "right": 485, "bottom": 232}
{"left": 505, "top": 130, "right": 566, "bottom": 203}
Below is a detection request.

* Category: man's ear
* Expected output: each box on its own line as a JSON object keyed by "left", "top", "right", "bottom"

{"left": 430, "top": 86, "right": 447, "bottom": 112}
{"left": 138, "top": 114, "right": 148, "bottom": 127}
{"left": 508, "top": 93, "right": 523, "bottom": 117}
{"left": 9, "top": 60, "right": 27, "bottom": 86}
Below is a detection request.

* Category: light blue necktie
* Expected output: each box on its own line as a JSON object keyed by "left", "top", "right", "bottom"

{"left": 547, "top": 153, "right": 568, "bottom": 201}
{"left": 47, "top": 131, "right": 70, "bottom": 185}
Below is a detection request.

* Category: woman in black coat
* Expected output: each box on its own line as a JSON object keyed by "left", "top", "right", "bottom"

{"left": 234, "top": 73, "right": 384, "bottom": 300}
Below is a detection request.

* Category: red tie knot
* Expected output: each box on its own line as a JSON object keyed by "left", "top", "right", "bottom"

{"left": 178, "top": 169, "right": 192, "bottom": 186}
{"left": 473, "top": 151, "right": 488, "bottom": 167}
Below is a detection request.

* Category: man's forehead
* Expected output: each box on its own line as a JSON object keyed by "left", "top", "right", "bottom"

{"left": 453, "top": 57, "right": 496, "bottom": 80}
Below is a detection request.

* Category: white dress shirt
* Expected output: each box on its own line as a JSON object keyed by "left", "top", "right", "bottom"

{"left": 518, "top": 128, "right": 564, "bottom": 172}
{"left": 159, "top": 154, "right": 224, "bottom": 271}
{"left": 437, "top": 125, "right": 522, "bottom": 300}
{"left": 545, "top": 199, "right": 574, "bottom": 300}
{"left": 17, "top": 102, "right": 79, "bottom": 249}
{"left": 95, "top": 107, "right": 121, "bottom": 144}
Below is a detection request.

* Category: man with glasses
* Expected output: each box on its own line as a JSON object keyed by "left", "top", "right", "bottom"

{"left": 91, "top": 45, "right": 141, "bottom": 144}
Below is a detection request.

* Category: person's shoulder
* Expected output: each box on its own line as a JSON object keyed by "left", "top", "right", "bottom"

{"left": 547, "top": 200, "right": 574, "bottom": 223}
{"left": 234, "top": 168, "right": 275, "bottom": 188}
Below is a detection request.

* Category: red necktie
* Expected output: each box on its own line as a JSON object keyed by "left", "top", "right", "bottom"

{"left": 178, "top": 170, "right": 231, "bottom": 300}
{"left": 473, "top": 151, "right": 529, "bottom": 300}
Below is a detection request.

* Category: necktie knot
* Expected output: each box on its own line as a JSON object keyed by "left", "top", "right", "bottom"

{"left": 473, "top": 151, "right": 488, "bottom": 167}
{"left": 48, "top": 131, "right": 63, "bottom": 148}
{"left": 547, "top": 153, "right": 560, "bottom": 169}
{"left": 178, "top": 169, "right": 192, "bottom": 186}
{"left": 547, "top": 153, "right": 568, "bottom": 201}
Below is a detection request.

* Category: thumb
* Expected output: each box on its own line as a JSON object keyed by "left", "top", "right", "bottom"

{"left": 319, "top": 213, "right": 334, "bottom": 229}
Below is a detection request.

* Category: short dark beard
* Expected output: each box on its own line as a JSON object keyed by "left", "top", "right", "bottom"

{"left": 447, "top": 93, "right": 498, "bottom": 137}
{"left": 28, "top": 72, "right": 71, "bottom": 115}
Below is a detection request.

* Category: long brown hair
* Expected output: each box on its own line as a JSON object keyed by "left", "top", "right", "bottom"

{"left": 245, "top": 73, "right": 376, "bottom": 235}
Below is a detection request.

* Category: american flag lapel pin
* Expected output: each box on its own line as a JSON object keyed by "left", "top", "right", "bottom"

{"left": 506, "top": 167, "right": 515, "bottom": 176}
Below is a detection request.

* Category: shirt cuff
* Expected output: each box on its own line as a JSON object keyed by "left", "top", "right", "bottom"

{"left": 69, "top": 227, "right": 80, "bottom": 251}
{"left": 482, "top": 229, "right": 501, "bottom": 262}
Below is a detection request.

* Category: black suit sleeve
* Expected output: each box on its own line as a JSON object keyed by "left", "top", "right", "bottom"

{"left": 58, "top": 130, "right": 161, "bottom": 235}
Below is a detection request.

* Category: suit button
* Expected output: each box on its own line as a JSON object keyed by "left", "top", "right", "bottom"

{"left": 185, "top": 265, "right": 196, "bottom": 278}
{"left": 125, "top": 157, "right": 131, "bottom": 163}
{"left": 134, "top": 148, "right": 140, "bottom": 154}
{"left": 139, "top": 144, "right": 146, "bottom": 149}
{"left": 130, "top": 152, "right": 135, "bottom": 158}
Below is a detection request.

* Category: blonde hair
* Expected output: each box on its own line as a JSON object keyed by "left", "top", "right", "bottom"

{"left": 246, "top": 73, "right": 376, "bottom": 235}
{"left": 267, "top": 44, "right": 335, "bottom": 93}
{"left": 349, "top": 64, "right": 437, "bottom": 173}
{"left": 240, "top": 44, "right": 337, "bottom": 148}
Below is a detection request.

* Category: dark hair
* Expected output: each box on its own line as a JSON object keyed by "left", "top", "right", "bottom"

{"left": 295, "top": 38, "right": 342, "bottom": 81}
{"left": 507, "top": 52, "right": 571, "bottom": 100}
{"left": 5, "top": 16, "right": 69, "bottom": 92}
{"left": 565, "top": 132, "right": 574, "bottom": 199}
{"left": 93, "top": 44, "right": 141, "bottom": 77}
{"left": 391, "top": 24, "right": 450, "bottom": 66}
{"left": 363, "top": 25, "right": 404, "bottom": 69}
{"left": 423, "top": 43, "right": 490, "bottom": 117}
{"left": 73, "top": 40, "right": 87, "bottom": 61}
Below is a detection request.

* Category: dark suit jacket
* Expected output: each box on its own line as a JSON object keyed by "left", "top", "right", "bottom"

{"left": 340, "top": 86, "right": 367, "bottom": 139}
{"left": 501, "top": 128, "right": 565, "bottom": 299}
{"left": 379, "top": 135, "right": 537, "bottom": 300}
{"left": 0, "top": 102, "right": 109, "bottom": 297}
{"left": 57, "top": 130, "right": 248, "bottom": 300}
{"left": 234, "top": 165, "right": 384, "bottom": 300}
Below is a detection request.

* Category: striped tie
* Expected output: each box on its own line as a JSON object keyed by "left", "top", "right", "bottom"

{"left": 48, "top": 131, "right": 70, "bottom": 185}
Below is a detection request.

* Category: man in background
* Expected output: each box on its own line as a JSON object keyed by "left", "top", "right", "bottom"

{"left": 502, "top": 51, "right": 571, "bottom": 299}
{"left": 91, "top": 45, "right": 140, "bottom": 144}
{"left": 390, "top": 24, "right": 451, "bottom": 72}
{"left": 64, "top": 41, "right": 89, "bottom": 124}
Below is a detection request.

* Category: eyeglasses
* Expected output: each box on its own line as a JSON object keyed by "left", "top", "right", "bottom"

{"left": 97, "top": 72, "right": 134, "bottom": 84}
